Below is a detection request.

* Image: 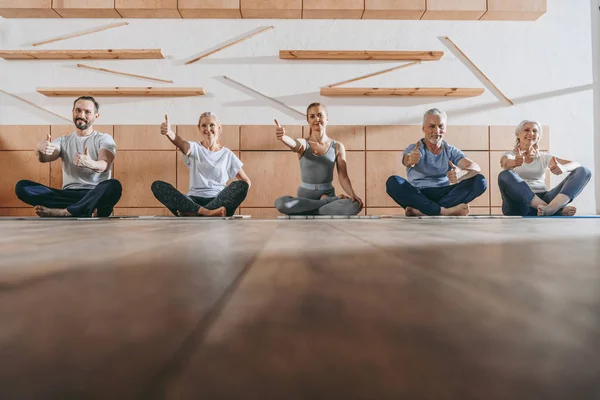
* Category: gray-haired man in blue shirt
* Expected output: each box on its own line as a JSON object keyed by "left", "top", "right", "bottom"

{"left": 386, "top": 108, "right": 487, "bottom": 217}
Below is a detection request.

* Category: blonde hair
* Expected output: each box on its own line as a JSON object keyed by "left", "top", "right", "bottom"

{"left": 198, "top": 111, "right": 222, "bottom": 146}
{"left": 514, "top": 120, "right": 543, "bottom": 155}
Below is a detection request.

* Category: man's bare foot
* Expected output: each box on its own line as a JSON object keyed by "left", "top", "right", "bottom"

{"left": 440, "top": 204, "right": 470, "bottom": 216}
{"left": 405, "top": 206, "right": 425, "bottom": 217}
{"left": 92, "top": 208, "right": 98, "bottom": 218}
{"left": 198, "top": 206, "right": 226, "bottom": 217}
{"left": 562, "top": 206, "right": 577, "bottom": 216}
{"left": 34, "top": 205, "right": 71, "bottom": 217}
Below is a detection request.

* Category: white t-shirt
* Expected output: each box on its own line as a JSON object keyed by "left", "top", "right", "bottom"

{"left": 502, "top": 150, "right": 553, "bottom": 192}
{"left": 184, "top": 142, "right": 243, "bottom": 198}
{"left": 53, "top": 131, "right": 116, "bottom": 190}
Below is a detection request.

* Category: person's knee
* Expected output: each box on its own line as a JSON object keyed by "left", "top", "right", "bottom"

{"left": 574, "top": 166, "right": 592, "bottom": 180}
{"left": 386, "top": 175, "right": 403, "bottom": 195}
{"left": 474, "top": 173, "right": 488, "bottom": 192}
{"left": 497, "top": 170, "right": 515, "bottom": 185}
{"left": 14, "top": 180, "right": 30, "bottom": 196}
{"left": 151, "top": 180, "right": 167, "bottom": 195}
{"left": 106, "top": 179, "right": 122, "bottom": 195}
{"left": 274, "top": 196, "right": 286, "bottom": 211}
{"left": 232, "top": 179, "right": 249, "bottom": 194}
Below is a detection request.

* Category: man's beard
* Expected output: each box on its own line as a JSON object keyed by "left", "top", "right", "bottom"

{"left": 75, "top": 119, "right": 91, "bottom": 130}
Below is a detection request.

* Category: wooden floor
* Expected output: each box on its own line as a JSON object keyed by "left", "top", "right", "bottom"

{"left": 1, "top": 218, "right": 600, "bottom": 399}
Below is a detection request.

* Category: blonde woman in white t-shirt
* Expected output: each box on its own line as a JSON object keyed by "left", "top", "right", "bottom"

{"left": 151, "top": 112, "right": 251, "bottom": 217}
{"left": 498, "top": 120, "right": 591, "bottom": 216}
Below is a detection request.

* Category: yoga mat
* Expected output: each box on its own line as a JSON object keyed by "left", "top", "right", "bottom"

{"left": 277, "top": 215, "right": 381, "bottom": 220}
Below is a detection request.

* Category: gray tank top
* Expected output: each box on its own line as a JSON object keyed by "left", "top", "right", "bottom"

{"left": 299, "top": 140, "right": 337, "bottom": 184}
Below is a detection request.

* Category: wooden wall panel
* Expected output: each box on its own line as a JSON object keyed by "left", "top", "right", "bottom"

{"left": 471, "top": 207, "right": 491, "bottom": 215}
{"left": 178, "top": 0, "right": 241, "bottom": 18}
{"left": 240, "top": 125, "right": 301, "bottom": 151}
{"left": 114, "top": 125, "right": 176, "bottom": 150}
{"left": 115, "top": 0, "right": 181, "bottom": 18}
{"left": 176, "top": 151, "right": 240, "bottom": 194}
{"left": 463, "top": 151, "right": 489, "bottom": 207}
{"left": 113, "top": 208, "right": 172, "bottom": 216}
{"left": 304, "top": 125, "right": 365, "bottom": 150}
{"left": 490, "top": 125, "right": 549, "bottom": 151}
{"left": 52, "top": 0, "right": 121, "bottom": 18}
{"left": 179, "top": 125, "right": 240, "bottom": 151}
{"left": 302, "top": 0, "right": 364, "bottom": 19}
{"left": 113, "top": 151, "right": 176, "bottom": 207}
{"left": 0, "top": 208, "right": 38, "bottom": 216}
{"left": 366, "top": 151, "right": 405, "bottom": 207}
{"left": 0, "top": 126, "right": 50, "bottom": 150}
{"left": 240, "top": 0, "right": 301, "bottom": 18}
{"left": 366, "top": 126, "right": 422, "bottom": 151}
{"left": 446, "top": 126, "right": 489, "bottom": 151}
{"left": 481, "top": 0, "right": 546, "bottom": 21}
{"left": 240, "top": 151, "right": 300, "bottom": 207}
{"left": 363, "top": 0, "right": 425, "bottom": 19}
{"left": 0, "top": 0, "right": 60, "bottom": 17}
{"left": 490, "top": 206, "right": 503, "bottom": 215}
{"left": 0, "top": 152, "right": 50, "bottom": 207}
{"left": 333, "top": 151, "right": 365, "bottom": 203}
{"left": 239, "top": 207, "right": 280, "bottom": 217}
{"left": 422, "top": 0, "right": 486, "bottom": 20}
{"left": 366, "top": 207, "right": 404, "bottom": 215}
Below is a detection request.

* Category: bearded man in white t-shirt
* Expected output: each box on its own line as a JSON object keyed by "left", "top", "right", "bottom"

{"left": 15, "top": 96, "right": 122, "bottom": 217}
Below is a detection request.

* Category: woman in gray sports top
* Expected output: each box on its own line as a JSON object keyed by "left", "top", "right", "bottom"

{"left": 274, "top": 103, "right": 363, "bottom": 215}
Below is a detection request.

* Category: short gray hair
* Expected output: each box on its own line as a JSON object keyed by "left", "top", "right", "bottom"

{"left": 514, "top": 120, "right": 543, "bottom": 154}
{"left": 198, "top": 111, "right": 221, "bottom": 126}
{"left": 422, "top": 108, "right": 447, "bottom": 127}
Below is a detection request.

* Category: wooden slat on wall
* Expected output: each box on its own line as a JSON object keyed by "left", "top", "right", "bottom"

{"left": 363, "top": 0, "right": 425, "bottom": 19}
{"left": 333, "top": 151, "right": 366, "bottom": 204}
{"left": 240, "top": 0, "right": 302, "bottom": 18}
{"left": 422, "top": 0, "right": 486, "bottom": 20}
{"left": 463, "top": 151, "right": 490, "bottom": 207}
{"left": 302, "top": 0, "right": 365, "bottom": 19}
{"left": 179, "top": 125, "right": 240, "bottom": 151}
{"left": 366, "top": 125, "right": 488, "bottom": 151}
{"left": 178, "top": 0, "right": 241, "bottom": 18}
{"left": 114, "top": 0, "right": 181, "bottom": 18}
{"left": 113, "top": 151, "right": 177, "bottom": 208}
{"left": 481, "top": 0, "right": 546, "bottom": 21}
{"left": 0, "top": 0, "right": 60, "bottom": 17}
{"left": 52, "top": 0, "right": 121, "bottom": 18}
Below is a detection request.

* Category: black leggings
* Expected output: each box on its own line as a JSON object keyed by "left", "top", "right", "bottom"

{"left": 151, "top": 180, "right": 249, "bottom": 217}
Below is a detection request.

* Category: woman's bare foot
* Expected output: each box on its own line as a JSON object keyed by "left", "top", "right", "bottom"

{"left": 405, "top": 207, "right": 425, "bottom": 217}
{"left": 440, "top": 204, "right": 470, "bottom": 216}
{"left": 562, "top": 205, "right": 577, "bottom": 216}
{"left": 198, "top": 206, "right": 226, "bottom": 217}
{"left": 34, "top": 205, "right": 71, "bottom": 217}
{"left": 337, "top": 194, "right": 350, "bottom": 200}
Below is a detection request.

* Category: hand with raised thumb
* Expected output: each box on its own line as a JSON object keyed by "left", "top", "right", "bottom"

{"left": 161, "top": 114, "right": 173, "bottom": 136}
{"left": 408, "top": 141, "right": 421, "bottom": 166}
{"left": 74, "top": 146, "right": 93, "bottom": 168}
{"left": 447, "top": 160, "right": 458, "bottom": 184}
{"left": 274, "top": 118, "right": 285, "bottom": 141}
{"left": 37, "top": 132, "right": 57, "bottom": 155}
{"left": 549, "top": 155, "right": 563, "bottom": 175}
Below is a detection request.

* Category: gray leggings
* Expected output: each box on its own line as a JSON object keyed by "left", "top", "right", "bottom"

{"left": 274, "top": 186, "right": 360, "bottom": 216}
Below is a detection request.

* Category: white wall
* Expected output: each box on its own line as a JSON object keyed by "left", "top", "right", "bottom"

{"left": 0, "top": 0, "right": 596, "bottom": 213}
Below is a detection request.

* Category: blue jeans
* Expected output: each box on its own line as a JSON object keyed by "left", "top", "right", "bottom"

{"left": 498, "top": 167, "right": 591, "bottom": 216}
{"left": 15, "top": 179, "right": 122, "bottom": 217}
{"left": 386, "top": 174, "right": 488, "bottom": 215}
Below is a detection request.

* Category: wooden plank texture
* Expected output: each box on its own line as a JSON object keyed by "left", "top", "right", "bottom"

{"left": 280, "top": 50, "right": 443, "bottom": 60}
{"left": 0, "top": 49, "right": 164, "bottom": 60}
{"left": 38, "top": 87, "right": 205, "bottom": 97}
{"left": 321, "top": 87, "right": 484, "bottom": 97}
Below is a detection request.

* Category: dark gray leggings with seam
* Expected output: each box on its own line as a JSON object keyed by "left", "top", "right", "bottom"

{"left": 274, "top": 186, "right": 360, "bottom": 216}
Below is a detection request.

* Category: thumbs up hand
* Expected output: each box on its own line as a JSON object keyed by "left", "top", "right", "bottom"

{"left": 447, "top": 160, "right": 458, "bottom": 184}
{"left": 161, "top": 114, "right": 175, "bottom": 140}
{"left": 74, "top": 146, "right": 93, "bottom": 169}
{"left": 37, "top": 132, "right": 58, "bottom": 155}
{"left": 274, "top": 119, "right": 286, "bottom": 141}
{"left": 407, "top": 141, "right": 421, "bottom": 167}
{"left": 514, "top": 147, "right": 524, "bottom": 167}
{"left": 549, "top": 156, "right": 564, "bottom": 175}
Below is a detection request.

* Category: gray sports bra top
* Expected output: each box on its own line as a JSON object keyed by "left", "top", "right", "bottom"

{"left": 299, "top": 140, "right": 337, "bottom": 184}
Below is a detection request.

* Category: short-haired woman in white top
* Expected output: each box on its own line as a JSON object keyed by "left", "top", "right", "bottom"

{"left": 151, "top": 112, "right": 250, "bottom": 217}
{"left": 498, "top": 120, "right": 591, "bottom": 216}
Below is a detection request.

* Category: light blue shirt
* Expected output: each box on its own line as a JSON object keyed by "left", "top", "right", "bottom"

{"left": 403, "top": 139, "right": 465, "bottom": 188}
